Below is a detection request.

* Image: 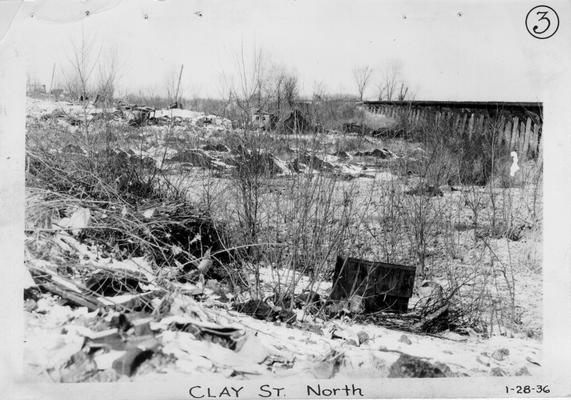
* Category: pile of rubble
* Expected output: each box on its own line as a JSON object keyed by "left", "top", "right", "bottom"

{"left": 354, "top": 148, "right": 397, "bottom": 159}
{"left": 161, "top": 146, "right": 397, "bottom": 178}
{"left": 26, "top": 98, "right": 232, "bottom": 132}
{"left": 125, "top": 106, "right": 231, "bottom": 130}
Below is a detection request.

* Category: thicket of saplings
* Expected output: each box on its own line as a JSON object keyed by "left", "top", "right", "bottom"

{"left": 25, "top": 102, "right": 541, "bottom": 337}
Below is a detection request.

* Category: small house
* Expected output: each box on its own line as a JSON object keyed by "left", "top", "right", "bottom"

{"left": 282, "top": 109, "right": 312, "bottom": 134}
{"left": 26, "top": 83, "right": 46, "bottom": 96}
{"left": 50, "top": 88, "right": 64, "bottom": 99}
{"left": 252, "top": 111, "right": 278, "bottom": 130}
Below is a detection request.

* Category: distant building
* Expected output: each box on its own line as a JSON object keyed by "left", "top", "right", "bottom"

{"left": 50, "top": 88, "right": 64, "bottom": 99}
{"left": 252, "top": 111, "right": 278, "bottom": 130}
{"left": 282, "top": 109, "right": 312, "bottom": 134}
{"left": 26, "top": 83, "right": 46, "bottom": 96}
{"left": 293, "top": 100, "right": 312, "bottom": 115}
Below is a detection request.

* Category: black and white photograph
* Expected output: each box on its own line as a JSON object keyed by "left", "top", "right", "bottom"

{"left": 1, "top": 0, "right": 570, "bottom": 398}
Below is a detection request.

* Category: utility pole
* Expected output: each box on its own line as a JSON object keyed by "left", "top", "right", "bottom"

{"left": 49, "top": 63, "right": 56, "bottom": 97}
{"left": 175, "top": 64, "right": 184, "bottom": 106}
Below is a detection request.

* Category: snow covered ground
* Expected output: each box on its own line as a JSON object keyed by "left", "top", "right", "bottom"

{"left": 23, "top": 97, "right": 543, "bottom": 382}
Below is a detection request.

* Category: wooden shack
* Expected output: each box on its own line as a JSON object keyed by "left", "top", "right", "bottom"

{"left": 330, "top": 255, "right": 416, "bottom": 313}
{"left": 282, "top": 109, "right": 311, "bottom": 134}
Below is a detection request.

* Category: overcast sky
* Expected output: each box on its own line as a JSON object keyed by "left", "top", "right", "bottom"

{"left": 10, "top": 0, "right": 567, "bottom": 101}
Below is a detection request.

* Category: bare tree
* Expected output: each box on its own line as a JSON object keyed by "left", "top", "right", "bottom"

{"left": 282, "top": 73, "right": 298, "bottom": 108}
{"left": 377, "top": 60, "right": 412, "bottom": 101}
{"left": 215, "top": 71, "right": 237, "bottom": 119}
{"left": 224, "top": 45, "right": 299, "bottom": 128}
{"left": 265, "top": 65, "right": 298, "bottom": 116}
{"left": 94, "top": 47, "right": 119, "bottom": 106}
{"left": 228, "top": 44, "right": 271, "bottom": 128}
{"left": 352, "top": 65, "right": 373, "bottom": 101}
{"left": 397, "top": 81, "right": 410, "bottom": 101}
{"left": 312, "top": 81, "right": 328, "bottom": 102}
{"left": 165, "top": 64, "right": 185, "bottom": 107}
{"left": 63, "top": 29, "right": 102, "bottom": 101}
{"left": 266, "top": 65, "right": 286, "bottom": 116}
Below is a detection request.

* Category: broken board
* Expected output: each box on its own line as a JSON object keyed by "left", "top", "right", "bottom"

{"left": 330, "top": 255, "right": 416, "bottom": 313}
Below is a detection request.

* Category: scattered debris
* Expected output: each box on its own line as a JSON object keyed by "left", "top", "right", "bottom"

{"left": 202, "top": 143, "right": 230, "bottom": 152}
{"left": 333, "top": 150, "right": 352, "bottom": 160}
{"left": 526, "top": 356, "right": 540, "bottom": 366}
{"left": 354, "top": 148, "right": 396, "bottom": 159}
{"left": 233, "top": 300, "right": 296, "bottom": 324}
{"left": 491, "top": 348, "right": 510, "bottom": 361}
{"left": 55, "top": 350, "right": 99, "bottom": 382}
{"left": 388, "top": 353, "right": 452, "bottom": 378}
{"left": 112, "top": 347, "right": 154, "bottom": 376}
{"left": 56, "top": 207, "right": 91, "bottom": 235}
{"left": 356, "top": 331, "right": 370, "bottom": 345}
{"left": 330, "top": 324, "right": 361, "bottom": 346}
{"left": 292, "top": 152, "right": 336, "bottom": 173}
{"left": 399, "top": 334, "right": 412, "bottom": 345}
{"left": 233, "top": 150, "right": 292, "bottom": 176}
{"left": 414, "top": 280, "right": 445, "bottom": 312}
{"left": 309, "top": 350, "right": 343, "bottom": 379}
{"left": 405, "top": 183, "right": 444, "bottom": 197}
{"left": 413, "top": 304, "right": 450, "bottom": 333}
{"left": 23, "top": 97, "right": 543, "bottom": 382}
{"left": 490, "top": 366, "right": 507, "bottom": 376}
{"left": 166, "top": 149, "right": 216, "bottom": 168}
{"left": 157, "top": 315, "right": 244, "bottom": 349}
{"left": 28, "top": 264, "right": 104, "bottom": 310}
{"left": 127, "top": 106, "right": 155, "bottom": 127}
